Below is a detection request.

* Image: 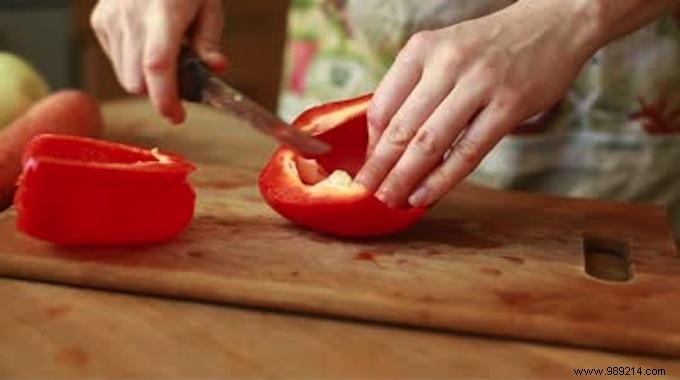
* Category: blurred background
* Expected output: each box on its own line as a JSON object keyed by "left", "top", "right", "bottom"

{"left": 0, "top": 0, "right": 290, "bottom": 112}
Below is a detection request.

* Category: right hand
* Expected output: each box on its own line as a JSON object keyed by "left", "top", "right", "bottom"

{"left": 91, "top": 0, "right": 227, "bottom": 124}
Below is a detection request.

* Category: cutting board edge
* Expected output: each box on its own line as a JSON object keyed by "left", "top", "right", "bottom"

{"left": 1, "top": 255, "right": 679, "bottom": 359}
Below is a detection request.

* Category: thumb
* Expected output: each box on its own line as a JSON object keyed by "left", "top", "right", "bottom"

{"left": 192, "top": 0, "right": 227, "bottom": 73}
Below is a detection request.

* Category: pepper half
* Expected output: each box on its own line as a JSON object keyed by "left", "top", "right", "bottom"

{"left": 259, "top": 94, "right": 427, "bottom": 237}
{"left": 15, "top": 134, "right": 196, "bottom": 245}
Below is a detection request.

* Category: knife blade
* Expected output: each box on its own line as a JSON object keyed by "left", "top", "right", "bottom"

{"left": 178, "top": 48, "right": 330, "bottom": 156}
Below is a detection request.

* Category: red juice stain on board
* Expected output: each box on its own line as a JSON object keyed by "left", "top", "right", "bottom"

{"left": 355, "top": 251, "right": 375, "bottom": 261}
{"left": 502, "top": 256, "right": 525, "bottom": 265}
{"left": 186, "top": 250, "right": 208, "bottom": 259}
{"left": 496, "top": 290, "right": 533, "bottom": 307}
{"left": 54, "top": 346, "right": 89, "bottom": 368}
{"left": 354, "top": 251, "right": 383, "bottom": 269}
{"left": 44, "top": 304, "right": 73, "bottom": 319}
{"left": 495, "top": 290, "right": 561, "bottom": 308}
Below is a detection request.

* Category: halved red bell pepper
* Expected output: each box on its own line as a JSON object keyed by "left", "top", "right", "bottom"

{"left": 14, "top": 134, "right": 196, "bottom": 245}
{"left": 259, "top": 94, "right": 427, "bottom": 237}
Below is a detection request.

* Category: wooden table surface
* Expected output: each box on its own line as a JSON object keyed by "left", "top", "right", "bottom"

{"left": 1, "top": 99, "right": 678, "bottom": 379}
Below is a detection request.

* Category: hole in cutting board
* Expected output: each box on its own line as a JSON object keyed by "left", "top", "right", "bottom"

{"left": 583, "top": 235, "right": 633, "bottom": 282}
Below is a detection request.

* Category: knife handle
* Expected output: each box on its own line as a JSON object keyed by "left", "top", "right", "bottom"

{"left": 178, "top": 47, "right": 210, "bottom": 102}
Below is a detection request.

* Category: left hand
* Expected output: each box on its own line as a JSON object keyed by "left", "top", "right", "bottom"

{"left": 354, "top": 0, "right": 601, "bottom": 208}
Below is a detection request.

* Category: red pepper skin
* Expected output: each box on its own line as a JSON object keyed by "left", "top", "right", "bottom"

{"left": 259, "top": 94, "right": 427, "bottom": 237}
{"left": 14, "top": 134, "right": 196, "bottom": 245}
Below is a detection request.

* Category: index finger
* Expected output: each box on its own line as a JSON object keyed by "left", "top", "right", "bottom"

{"left": 366, "top": 40, "right": 425, "bottom": 155}
{"left": 143, "top": 6, "right": 186, "bottom": 124}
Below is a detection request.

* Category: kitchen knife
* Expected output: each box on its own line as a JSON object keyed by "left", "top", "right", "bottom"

{"left": 177, "top": 48, "right": 330, "bottom": 156}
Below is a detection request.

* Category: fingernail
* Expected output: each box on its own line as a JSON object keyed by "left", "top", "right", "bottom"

{"left": 207, "top": 53, "right": 227, "bottom": 73}
{"left": 408, "top": 187, "right": 429, "bottom": 207}
{"left": 169, "top": 112, "right": 181, "bottom": 124}
{"left": 353, "top": 171, "right": 368, "bottom": 188}
{"left": 170, "top": 113, "right": 183, "bottom": 125}
{"left": 174, "top": 107, "right": 187, "bottom": 124}
{"left": 375, "top": 186, "right": 390, "bottom": 205}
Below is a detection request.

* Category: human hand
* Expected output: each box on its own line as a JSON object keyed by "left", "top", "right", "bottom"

{"left": 91, "top": 0, "right": 227, "bottom": 124}
{"left": 354, "top": 0, "right": 602, "bottom": 208}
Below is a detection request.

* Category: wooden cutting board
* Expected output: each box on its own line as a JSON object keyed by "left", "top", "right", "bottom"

{"left": 1, "top": 164, "right": 679, "bottom": 357}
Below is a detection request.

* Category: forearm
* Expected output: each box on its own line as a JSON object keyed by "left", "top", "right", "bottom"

{"left": 587, "top": 0, "right": 679, "bottom": 43}
{"left": 516, "top": 0, "right": 679, "bottom": 51}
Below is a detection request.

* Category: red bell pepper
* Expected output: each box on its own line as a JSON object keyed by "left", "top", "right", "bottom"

{"left": 14, "top": 134, "right": 196, "bottom": 245}
{"left": 259, "top": 94, "right": 427, "bottom": 237}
